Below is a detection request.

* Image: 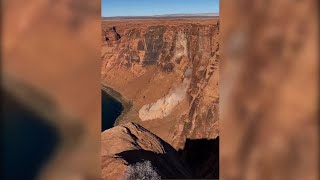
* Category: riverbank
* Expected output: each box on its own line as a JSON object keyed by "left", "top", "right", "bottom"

{"left": 101, "top": 83, "right": 132, "bottom": 126}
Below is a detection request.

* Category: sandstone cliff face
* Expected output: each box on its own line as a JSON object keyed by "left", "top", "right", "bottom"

{"left": 101, "top": 19, "right": 219, "bottom": 150}
{"left": 101, "top": 122, "right": 192, "bottom": 179}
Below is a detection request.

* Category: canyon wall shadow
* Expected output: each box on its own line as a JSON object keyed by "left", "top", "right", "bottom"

{"left": 178, "top": 137, "right": 219, "bottom": 179}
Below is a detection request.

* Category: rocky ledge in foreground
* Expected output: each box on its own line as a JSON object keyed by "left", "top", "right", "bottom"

{"left": 101, "top": 122, "right": 192, "bottom": 180}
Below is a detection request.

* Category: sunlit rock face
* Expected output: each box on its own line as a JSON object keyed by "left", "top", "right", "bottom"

{"left": 101, "top": 122, "right": 193, "bottom": 179}
{"left": 101, "top": 18, "right": 219, "bottom": 150}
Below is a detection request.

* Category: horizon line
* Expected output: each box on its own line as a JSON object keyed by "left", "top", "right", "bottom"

{"left": 102, "top": 12, "right": 220, "bottom": 18}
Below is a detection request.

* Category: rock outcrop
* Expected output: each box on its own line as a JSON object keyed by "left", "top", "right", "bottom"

{"left": 101, "top": 18, "right": 219, "bottom": 150}
{"left": 101, "top": 122, "right": 192, "bottom": 179}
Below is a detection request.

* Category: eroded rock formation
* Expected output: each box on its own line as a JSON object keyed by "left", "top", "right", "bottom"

{"left": 101, "top": 18, "right": 220, "bottom": 150}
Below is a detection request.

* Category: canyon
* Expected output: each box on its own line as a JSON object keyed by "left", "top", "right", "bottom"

{"left": 101, "top": 17, "right": 220, "bottom": 179}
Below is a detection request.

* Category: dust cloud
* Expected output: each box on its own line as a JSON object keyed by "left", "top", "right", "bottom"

{"left": 139, "top": 68, "right": 192, "bottom": 121}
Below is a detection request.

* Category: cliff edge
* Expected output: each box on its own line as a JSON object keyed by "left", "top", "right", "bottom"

{"left": 101, "top": 122, "right": 193, "bottom": 179}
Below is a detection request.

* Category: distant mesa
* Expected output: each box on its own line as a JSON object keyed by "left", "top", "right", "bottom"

{"left": 102, "top": 13, "right": 219, "bottom": 20}
{"left": 153, "top": 13, "right": 219, "bottom": 17}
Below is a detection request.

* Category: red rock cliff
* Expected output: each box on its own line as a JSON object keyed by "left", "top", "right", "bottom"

{"left": 101, "top": 19, "right": 220, "bottom": 150}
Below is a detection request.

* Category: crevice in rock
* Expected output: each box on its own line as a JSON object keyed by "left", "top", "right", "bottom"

{"left": 112, "top": 26, "right": 121, "bottom": 40}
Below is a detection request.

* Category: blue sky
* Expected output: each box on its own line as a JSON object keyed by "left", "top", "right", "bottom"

{"left": 102, "top": 0, "right": 219, "bottom": 17}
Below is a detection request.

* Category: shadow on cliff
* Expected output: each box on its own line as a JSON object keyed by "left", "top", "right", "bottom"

{"left": 178, "top": 137, "right": 219, "bottom": 179}
{"left": 115, "top": 137, "right": 219, "bottom": 179}
{"left": 115, "top": 149, "right": 192, "bottom": 179}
